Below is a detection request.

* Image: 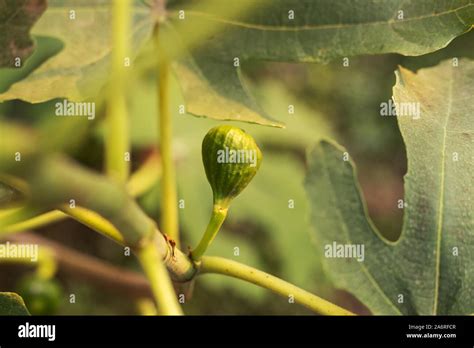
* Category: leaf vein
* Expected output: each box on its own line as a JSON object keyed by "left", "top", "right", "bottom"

{"left": 172, "top": 4, "right": 473, "bottom": 32}
{"left": 433, "top": 64, "right": 454, "bottom": 315}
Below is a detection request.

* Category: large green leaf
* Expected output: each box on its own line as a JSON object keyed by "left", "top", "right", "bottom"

{"left": 0, "top": 0, "right": 154, "bottom": 103}
{"left": 0, "top": 292, "right": 30, "bottom": 315}
{"left": 165, "top": 0, "right": 474, "bottom": 127}
{"left": 305, "top": 58, "right": 474, "bottom": 314}
{"left": 0, "top": 0, "right": 46, "bottom": 67}
{"left": 2, "top": 0, "right": 473, "bottom": 126}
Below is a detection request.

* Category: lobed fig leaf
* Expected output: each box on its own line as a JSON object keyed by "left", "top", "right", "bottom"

{"left": 305, "top": 58, "right": 474, "bottom": 315}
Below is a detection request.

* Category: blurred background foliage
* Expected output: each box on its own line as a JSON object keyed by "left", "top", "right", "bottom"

{"left": 0, "top": 18, "right": 473, "bottom": 314}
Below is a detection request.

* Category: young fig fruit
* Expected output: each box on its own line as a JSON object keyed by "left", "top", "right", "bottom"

{"left": 202, "top": 125, "right": 262, "bottom": 209}
{"left": 192, "top": 125, "right": 262, "bottom": 261}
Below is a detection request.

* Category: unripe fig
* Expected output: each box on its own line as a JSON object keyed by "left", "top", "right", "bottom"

{"left": 191, "top": 125, "right": 262, "bottom": 261}
{"left": 202, "top": 125, "right": 262, "bottom": 209}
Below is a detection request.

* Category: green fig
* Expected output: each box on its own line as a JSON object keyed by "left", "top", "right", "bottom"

{"left": 192, "top": 125, "right": 262, "bottom": 261}
{"left": 202, "top": 125, "right": 262, "bottom": 209}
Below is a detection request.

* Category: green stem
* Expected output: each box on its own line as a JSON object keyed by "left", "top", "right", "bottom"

{"left": 200, "top": 256, "right": 355, "bottom": 316}
{"left": 126, "top": 151, "right": 162, "bottom": 197}
{"left": 105, "top": 0, "right": 132, "bottom": 182}
{"left": 191, "top": 205, "right": 228, "bottom": 261}
{"left": 61, "top": 206, "right": 125, "bottom": 245}
{"left": 156, "top": 25, "right": 180, "bottom": 247}
{"left": 36, "top": 247, "right": 58, "bottom": 279}
{"left": 137, "top": 237, "right": 183, "bottom": 315}
{"left": 0, "top": 208, "right": 63, "bottom": 236}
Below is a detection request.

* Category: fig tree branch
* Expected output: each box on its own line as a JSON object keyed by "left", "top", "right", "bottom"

{"left": 0, "top": 149, "right": 161, "bottom": 236}
{"left": 2, "top": 154, "right": 196, "bottom": 281}
{"left": 2, "top": 153, "right": 193, "bottom": 314}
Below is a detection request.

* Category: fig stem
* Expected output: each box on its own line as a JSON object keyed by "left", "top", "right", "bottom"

{"left": 191, "top": 205, "right": 229, "bottom": 261}
{"left": 155, "top": 24, "right": 180, "bottom": 247}
{"left": 200, "top": 256, "right": 356, "bottom": 316}
{"left": 105, "top": 0, "right": 131, "bottom": 182}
